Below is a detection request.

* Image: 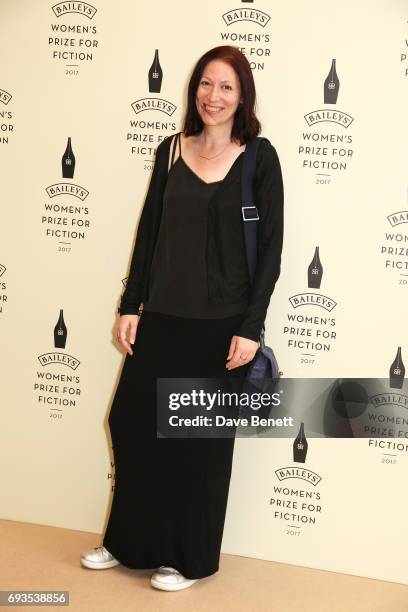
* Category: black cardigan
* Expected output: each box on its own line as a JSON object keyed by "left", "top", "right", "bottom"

{"left": 118, "top": 132, "right": 284, "bottom": 343}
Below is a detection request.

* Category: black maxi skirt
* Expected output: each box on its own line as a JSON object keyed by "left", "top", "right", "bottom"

{"left": 102, "top": 309, "right": 252, "bottom": 580}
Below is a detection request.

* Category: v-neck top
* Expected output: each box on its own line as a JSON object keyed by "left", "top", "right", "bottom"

{"left": 143, "top": 133, "right": 249, "bottom": 318}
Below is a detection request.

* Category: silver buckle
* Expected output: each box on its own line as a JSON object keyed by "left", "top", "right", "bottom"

{"left": 242, "top": 206, "right": 259, "bottom": 221}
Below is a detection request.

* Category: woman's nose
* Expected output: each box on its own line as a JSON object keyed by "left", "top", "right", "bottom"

{"left": 207, "top": 90, "right": 221, "bottom": 103}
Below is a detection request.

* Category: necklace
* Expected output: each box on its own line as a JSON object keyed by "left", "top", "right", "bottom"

{"left": 198, "top": 144, "right": 230, "bottom": 160}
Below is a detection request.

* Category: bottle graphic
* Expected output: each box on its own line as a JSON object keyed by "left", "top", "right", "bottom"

{"left": 293, "top": 422, "right": 308, "bottom": 463}
{"left": 307, "top": 246, "right": 323, "bottom": 289}
{"left": 389, "top": 346, "right": 405, "bottom": 389}
{"left": 323, "top": 59, "right": 340, "bottom": 104}
{"left": 54, "top": 309, "right": 68, "bottom": 349}
{"left": 61, "top": 137, "right": 75, "bottom": 179}
{"left": 148, "top": 49, "right": 163, "bottom": 93}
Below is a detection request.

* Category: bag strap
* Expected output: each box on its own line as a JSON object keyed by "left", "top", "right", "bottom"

{"left": 241, "top": 136, "right": 267, "bottom": 346}
{"left": 169, "top": 132, "right": 181, "bottom": 172}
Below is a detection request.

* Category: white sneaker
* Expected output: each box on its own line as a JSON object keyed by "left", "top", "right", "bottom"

{"left": 80, "top": 545, "right": 120, "bottom": 569}
{"left": 150, "top": 566, "right": 198, "bottom": 591}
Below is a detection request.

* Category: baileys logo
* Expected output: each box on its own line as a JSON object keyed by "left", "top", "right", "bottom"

{"left": 0, "top": 264, "right": 7, "bottom": 315}
{"left": 304, "top": 59, "right": 354, "bottom": 128}
{"left": 222, "top": 8, "right": 271, "bottom": 27}
{"left": 387, "top": 211, "right": 408, "bottom": 227}
{"left": 275, "top": 467, "right": 322, "bottom": 486}
{"left": 52, "top": 2, "right": 97, "bottom": 18}
{"left": 0, "top": 89, "right": 12, "bottom": 105}
{"left": 288, "top": 295, "right": 337, "bottom": 311}
{"left": 131, "top": 49, "right": 177, "bottom": 117}
{"left": 38, "top": 308, "right": 80, "bottom": 370}
{"left": 131, "top": 98, "right": 176, "bottom": 116}
{"left": 289, "top": 246, "right": 338, "bottom": 313}
{"left": 0, "top": 88, "right": 14, "bottom": 145}
{"left": 369, "top": 393, "right": 408, "bottom": 410}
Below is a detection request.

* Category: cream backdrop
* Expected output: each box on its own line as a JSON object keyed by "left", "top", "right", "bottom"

{"left": 1, "top": 0, "right": 407, "bottom": 586}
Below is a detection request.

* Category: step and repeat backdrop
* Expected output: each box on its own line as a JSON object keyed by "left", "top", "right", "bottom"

{"left": 1, "top": 0, "right": 407, "bottom": 586}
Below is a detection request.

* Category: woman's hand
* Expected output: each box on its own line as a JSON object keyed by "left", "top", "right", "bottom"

{"left": 226, "top": 335, "right": 258, "bottom": 370}
{"left": 116, "top": 314, "right": 140, "bottom": 356}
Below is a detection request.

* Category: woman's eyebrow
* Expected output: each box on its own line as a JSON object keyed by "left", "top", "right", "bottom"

{"left": 201, "top": 76, "right": 233, "bottom": 84}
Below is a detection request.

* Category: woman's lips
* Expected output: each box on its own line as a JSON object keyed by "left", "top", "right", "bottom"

{"left": 203, "top": 103, "right": 223, "bottom": 114}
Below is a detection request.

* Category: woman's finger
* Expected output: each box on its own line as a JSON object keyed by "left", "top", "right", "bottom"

{"left": 227, "top": 336, "right": 236, "bottom": 360}
{"left": 116, "top": 323, "right": 132, "bottom": 355}
{"left": 128, "top": 321, "right": 137, "bottom": 345}
{"left": 226, "top": 347, "right": 256, "bottom": 370}
{"left": 117, "top": 329, "right": 132, "bottom": 355}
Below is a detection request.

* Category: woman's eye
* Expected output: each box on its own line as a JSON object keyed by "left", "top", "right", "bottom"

{"left": 200, "top": 81, "right": 232, "bottom": 91}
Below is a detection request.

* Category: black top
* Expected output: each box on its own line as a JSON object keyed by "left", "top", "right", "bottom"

{"left": 143, "top": 133, "right": 249, "bottom": 318}
{"left": 118, "top": 132, "right": 284, "bottom": 342}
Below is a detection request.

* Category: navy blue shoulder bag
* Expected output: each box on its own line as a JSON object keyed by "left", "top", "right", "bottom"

{"left": 239, "top": 136, "right": 282, "bottom": 403}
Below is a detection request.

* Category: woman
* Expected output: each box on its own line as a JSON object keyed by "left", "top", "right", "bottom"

{"left": 80, "top": 45, "right": 284, "bottom": 591}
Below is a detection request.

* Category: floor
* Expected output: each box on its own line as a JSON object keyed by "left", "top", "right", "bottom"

{"left": 0, "top": 519, "right": 407, "bottom": 612}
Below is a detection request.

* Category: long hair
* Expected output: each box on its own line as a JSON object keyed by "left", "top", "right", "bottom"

{"left": 182, "top": 45, "right": 261, "bottom": 145}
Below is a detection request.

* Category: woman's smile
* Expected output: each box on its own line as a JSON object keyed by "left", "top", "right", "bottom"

{"left": 202, "top": 103, "right": 224, "bottom": 115}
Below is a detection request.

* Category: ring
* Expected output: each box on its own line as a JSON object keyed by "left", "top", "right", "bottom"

{"left": 239, "top": 354, "right": 247, "bottom": 360}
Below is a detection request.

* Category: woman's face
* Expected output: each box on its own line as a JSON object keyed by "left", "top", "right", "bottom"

{"left": 195, "top": 59, "right": 242, "bottom": 128}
